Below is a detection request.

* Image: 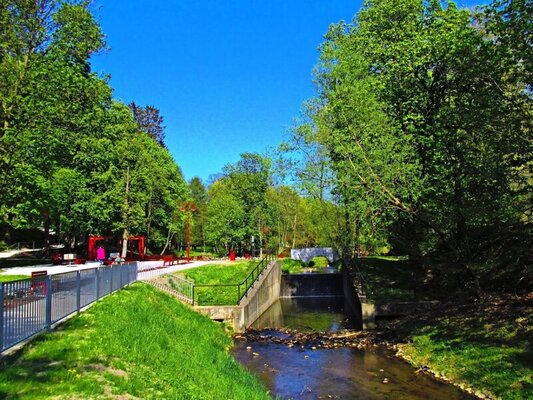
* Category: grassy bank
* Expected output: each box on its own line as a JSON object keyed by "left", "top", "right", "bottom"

{"left": 0, "top": 284, "right": 270, "bottom": 399}
{"left": 0, "top": 274, "right": 29, "bottom": 282}
{"left": 178, "top": 261, "right": 259, "bottom": 305}
{"left": 388, "top": 294, "right": 532, "bottom": 400}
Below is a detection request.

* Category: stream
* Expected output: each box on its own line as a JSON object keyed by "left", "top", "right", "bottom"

{"left": 233, "top": 297, "right": 474, "bottom": 400}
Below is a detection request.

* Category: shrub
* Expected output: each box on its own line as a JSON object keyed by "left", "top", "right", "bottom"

{"left": 310, "top": 256, "right": 329, "bottom": 268}
{"left": 0, "top": 241, "right": 8, "bottom": 251}
{"left": 281, "top": 258, "right": 306, "bottom": 274}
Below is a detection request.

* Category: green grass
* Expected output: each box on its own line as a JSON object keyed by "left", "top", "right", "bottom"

{"left": 392, "top": 296, "right": 532, "bottom": 400}
{"left": 176, "top": 250, "right": 217, "bottom": 259}
{"left": 179, "top": 261, "right": 260, "bottom": 305}
{"left": 0, "top": 274, "right": 30, "bottom": 282}
{"left": 0, "top": 283, "right": 270, "bottom": 400}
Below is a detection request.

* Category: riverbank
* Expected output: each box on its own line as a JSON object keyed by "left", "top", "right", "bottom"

{"left": 389, "top": 293, "right": 532, "bottom": 400}
{"left": 241, "top": 293, "right": 531, "bottom": 400}
{"left": 0, "top": 283, "right": 270, "bottom": 399}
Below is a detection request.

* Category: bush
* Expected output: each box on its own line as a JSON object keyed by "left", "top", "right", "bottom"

{"left": 330, "top": 259, "right": 342, "bottom": 271}
{"left": 281, "top": 258, "right": 306, "bottom": 274}
{"left": 310, "top": 256, "right": 329, "bottom": 268}
{"left": 0, "top": 241, "right": 8, "bottom": 251}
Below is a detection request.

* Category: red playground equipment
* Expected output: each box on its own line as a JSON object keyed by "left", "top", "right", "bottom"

{"left": 88, "top": 235, "right": 145, "bottom": 261}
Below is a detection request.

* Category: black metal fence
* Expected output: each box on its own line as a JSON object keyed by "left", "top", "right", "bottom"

{"left": 0, "top": 263, "right": 137, "bottom": 352}
{"left": 192, "top": 255, "right": 276, "bottom": 306}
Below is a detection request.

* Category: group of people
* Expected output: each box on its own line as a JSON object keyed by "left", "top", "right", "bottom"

{"left": 97, "top": 246, "right": 124, "bottom": 265}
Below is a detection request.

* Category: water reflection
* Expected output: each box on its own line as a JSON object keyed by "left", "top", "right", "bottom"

{"left": 252, "top": 297, "right": 355, "bottom": 332}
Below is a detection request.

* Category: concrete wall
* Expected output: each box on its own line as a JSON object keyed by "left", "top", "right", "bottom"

{"left": 237, "top": 261, "right": 281, "bottom": 332}
{"left": 280, "top": 273, "right": 344, "bottom": 297}
{"left": 194, "top": 261, "right": 282, "bottom": 332}
{"left": 342, "top": 268, "right": 363, "bottom": 329}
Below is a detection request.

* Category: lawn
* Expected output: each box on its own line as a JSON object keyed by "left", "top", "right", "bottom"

{"left": 391, "top": 294, "right": 532, "bottom": 400}
{"left": 0, "top": 274, "right": 30, "bottom": 282}
{"left": 178, "top": 261, "right": 261, "bottom": 305}
{"left": 0, "top": 283, "right": 270, "bottom": 400}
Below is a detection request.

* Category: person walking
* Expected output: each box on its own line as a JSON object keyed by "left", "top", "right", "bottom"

{"left": 97, "top": 246, "right": 105, "bottom": 264}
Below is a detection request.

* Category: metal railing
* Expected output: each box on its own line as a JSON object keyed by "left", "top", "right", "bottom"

{"left": 146, "top": 274, "right": 194, "bottom": 305}
{"left": 237, "top": 256, "right": 274, "bottom": 303}
{"left": 6, "top": 241, "right": 63, "bottom": 251}
{"left": 1, "top": 263, "right": 137, "bottom": 352}
{"left": 192, "top": 255, "right": 276, "bottom": 306}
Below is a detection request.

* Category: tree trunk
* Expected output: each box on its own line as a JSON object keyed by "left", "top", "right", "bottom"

{"left": 161, "top": 228, "right": 173, "bottom": 255}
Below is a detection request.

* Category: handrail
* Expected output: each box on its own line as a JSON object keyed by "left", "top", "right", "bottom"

{"left": 190, "top": 255, "right": 275, "bottom": 305}
{"left": 237, "top": 254, "right": 275, "bottom": 304}
{"left": 352, "top": 259, "right": 370, "bottom": 300}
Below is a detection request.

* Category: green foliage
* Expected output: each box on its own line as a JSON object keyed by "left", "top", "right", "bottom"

{"left": 309, "top": 256, "right": 329, "bottom": 268}
{"left": 179, "top": 261, "right": 258, "bottom": 305}
{"left": 0, "top": 1, "right": 189, "bottom": 253}
{"left": 0, "top": 284, "right": 270, "bottom": 399}
{"left": 280, "top": 258, "right": 306, "bottom": 274}
{"left": 189, "top": 177, "right": 208, "bottom": 250}
{"left": 355, "top": 256, "right": 423, "bottom": 302}
{"left": 305, "top": 0, "right": 532, "bottom": 295}
{"left": 205, "top": 180, "right": 246, "bottom": 252}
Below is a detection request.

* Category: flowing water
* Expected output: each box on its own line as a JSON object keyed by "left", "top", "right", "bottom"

{"left": 233, "top": 297, "right": 474, "bottom": 400}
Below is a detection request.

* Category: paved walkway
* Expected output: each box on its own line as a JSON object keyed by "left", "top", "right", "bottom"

{"left": 0, "top": 259, "right": 223, "bottom": 277}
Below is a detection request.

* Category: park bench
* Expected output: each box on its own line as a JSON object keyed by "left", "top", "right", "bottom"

{"left": 163, "top": 255, "right": 178, "bottom": 266}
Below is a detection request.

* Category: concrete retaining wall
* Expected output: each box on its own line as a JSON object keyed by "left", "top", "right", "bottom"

{"left": 194, "top": 261, "right": 281, "bottom": 332}
{"left": 342, "top": 268, "right": 363, "bottom": 329}
{"left": 237, "top": 261, "right": 281, "bottom": 332}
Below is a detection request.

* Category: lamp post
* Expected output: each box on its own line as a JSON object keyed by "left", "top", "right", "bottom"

{"left": 180, "top": 202, "right": 196, "bottom": 263}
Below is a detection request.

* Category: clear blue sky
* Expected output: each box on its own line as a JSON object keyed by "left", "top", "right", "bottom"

{"left": 90, "top": 0, "right": 484, "bottom": 183}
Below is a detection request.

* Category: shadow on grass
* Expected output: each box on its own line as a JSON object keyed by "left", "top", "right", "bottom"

{"left": 390, "top": 294, "right": 533, "bottom": 399}
{"left": 356, "top": 257, "right": 424, "bottom": 301}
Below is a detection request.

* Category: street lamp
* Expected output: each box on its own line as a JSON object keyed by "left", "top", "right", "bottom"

{"left": 180, "top": 201, "right": 196, "bottom": 263}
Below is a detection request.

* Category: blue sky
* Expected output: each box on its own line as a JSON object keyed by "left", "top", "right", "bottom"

{"left": 90, "top": 0, "right": 484, "bottom": 183}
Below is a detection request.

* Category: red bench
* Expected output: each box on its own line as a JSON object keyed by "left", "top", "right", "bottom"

{"left": 163, "top": 255, "right": 178, "bottom": 266}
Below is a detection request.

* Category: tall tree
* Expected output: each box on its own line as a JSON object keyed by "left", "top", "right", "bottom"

{"left": 189, "top": 177, "right": 207, "bottom": 252}
{"left": 308, "top": 0, "right": 531, "bottom": 295}
{"left": 223, "top": 153, "right": 272, "bottom": 255}
{"left": 128, "top": 102, "right": 166, "bottom": 146}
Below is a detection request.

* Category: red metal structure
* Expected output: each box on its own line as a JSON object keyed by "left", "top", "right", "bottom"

{"left": 88, "top": 235, "right": 146, "bottom": 261}
{"left": 88, "top": 236, "right": 111, "bottom": 261}
{"left": 128, "top": 235, "right": 145, "bottom": 261}
{"left": 180, "top": 202, "right": 196, "bottom": 263}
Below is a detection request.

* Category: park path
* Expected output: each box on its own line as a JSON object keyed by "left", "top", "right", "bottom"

{"left": 0, "top": 259, "right": 222, "bottom": 278}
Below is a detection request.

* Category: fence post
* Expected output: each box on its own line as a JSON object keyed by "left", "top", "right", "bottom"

{"left": 0, "top": 283, "right": 4, "bottom": 351}
{"left": 192, "top": 284, "right": 195, "bottom": 306}
{"left": 76, "top": 271, "right": 81, "bottom": 313}
{"left": 110, "top": 266, "right": 113, "bottom": 293}
{"left": 46, "top": 275, "right": 52, "bottom": 330}
{"left": 95, "top": 267, "right": 100, "bottom": 300}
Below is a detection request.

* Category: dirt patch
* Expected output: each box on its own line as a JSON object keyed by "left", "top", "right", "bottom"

{"left": 85, "top": 363, "right": 129, "bottom": 379}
